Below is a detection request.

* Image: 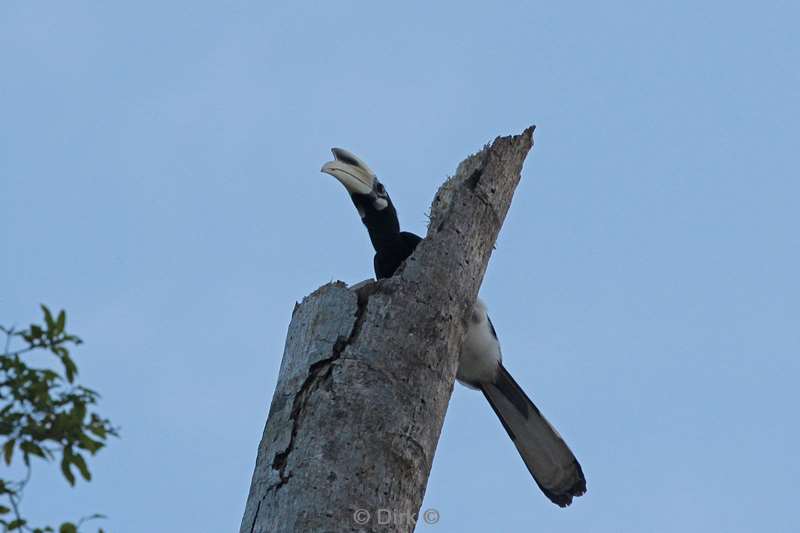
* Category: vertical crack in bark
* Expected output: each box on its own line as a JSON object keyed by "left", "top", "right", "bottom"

{"left": 248, "top": 499, "right": 262, "bottom": 533}
{"left": 269, "top": 355, "right": 332, "bottom": 488}
{"left": 269, "top": 286, "right": 372, "bottom": 491}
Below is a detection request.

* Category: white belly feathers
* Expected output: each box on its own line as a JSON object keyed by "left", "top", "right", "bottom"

{"left": 456, "top": 298, "right": 502, "bottom": 388}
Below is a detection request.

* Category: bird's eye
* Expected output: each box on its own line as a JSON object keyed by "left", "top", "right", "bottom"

{"left": 376, "top": 182, "right": 385, "bottom": 194}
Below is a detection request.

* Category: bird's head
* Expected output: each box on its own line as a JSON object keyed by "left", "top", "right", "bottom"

{"left": 321, "top": 148, "right": 399, "bottom": 236}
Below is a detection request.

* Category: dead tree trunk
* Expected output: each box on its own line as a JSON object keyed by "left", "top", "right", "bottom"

{"left": 240, "top": 128, "right": 534, "bottom": 533}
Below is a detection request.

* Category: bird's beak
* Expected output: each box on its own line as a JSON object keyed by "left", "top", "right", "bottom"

{"left": 320, "top": 148, "right": 376, "bottom": 196}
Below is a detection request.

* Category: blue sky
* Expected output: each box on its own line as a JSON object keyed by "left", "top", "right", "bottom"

{"left": 2, "top": 1, "right": 798, "bottom": 531}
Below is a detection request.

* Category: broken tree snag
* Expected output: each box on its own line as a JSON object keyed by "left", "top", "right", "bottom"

{"left": 240, "top": 127, "right": 534, "bottom": 533}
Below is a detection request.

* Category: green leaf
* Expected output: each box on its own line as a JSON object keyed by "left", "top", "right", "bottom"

{"left": 88, "top": 424, "right": 107, "bottom": 439}
{"left": 71, "top": 452, "right": 91, "bottom": 481}
{"left": 55, "top": 310, "right": 66, "bottom": 335}
{"left": 59, "top": 523, "right": 77, "bottom": 533}
{"left": 8, "top": 518, "right": 27, "bottom": 530}
{"left": 30, "top": 324, "right": 44, "bottom": 340}
{"left": 65, "top": 334, "right": 83, "bottom": 345}
{"left": 71, "top": 401, "right": 87, "bottom": 424}
{"left": 60, "top": 453, "right": 76, "bottom": 486}
{"left": 63, "top": 355, "right": 78, "bottom": 383}
{"left": 0, "top": 505, "right": 9, "bottom": 514}
{"left": 3, "top": 439, "right": 14, "bottom": 465}
{"left": 77, "top": 433, "right": 103, "bottom": 453}
{"left": 41, "top": 304, "right": 55, "bottom": 330}
{"left": 20, "top": 440, "right": 48, "bottom": 459}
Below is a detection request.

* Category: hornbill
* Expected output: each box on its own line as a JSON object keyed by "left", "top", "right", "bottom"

{"left": 321, "top": 148, "right": 586, "bottom": 507}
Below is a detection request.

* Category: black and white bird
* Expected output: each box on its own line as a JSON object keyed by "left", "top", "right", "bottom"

{"left": 321, "top": 148, "right": 586, "bottom": 507}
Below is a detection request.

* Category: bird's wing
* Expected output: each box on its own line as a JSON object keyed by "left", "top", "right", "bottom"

{"left": 481, "top": 364, "right": 586, "bottom": 507}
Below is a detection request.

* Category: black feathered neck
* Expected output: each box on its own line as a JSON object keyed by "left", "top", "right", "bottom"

{"left": 354, "top": 196, "right": 400, "bottom": 251}
{"left": 349, "top": 192, "right": 422, "bottom": 278}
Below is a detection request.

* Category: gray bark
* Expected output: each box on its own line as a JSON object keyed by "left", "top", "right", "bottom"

{"left": 240, "top": 127, "right": 534, "bottom": 533}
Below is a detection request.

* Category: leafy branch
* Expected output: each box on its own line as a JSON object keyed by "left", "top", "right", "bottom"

{"left": 1, "top": 306, "right": 117, "bottom": 533}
